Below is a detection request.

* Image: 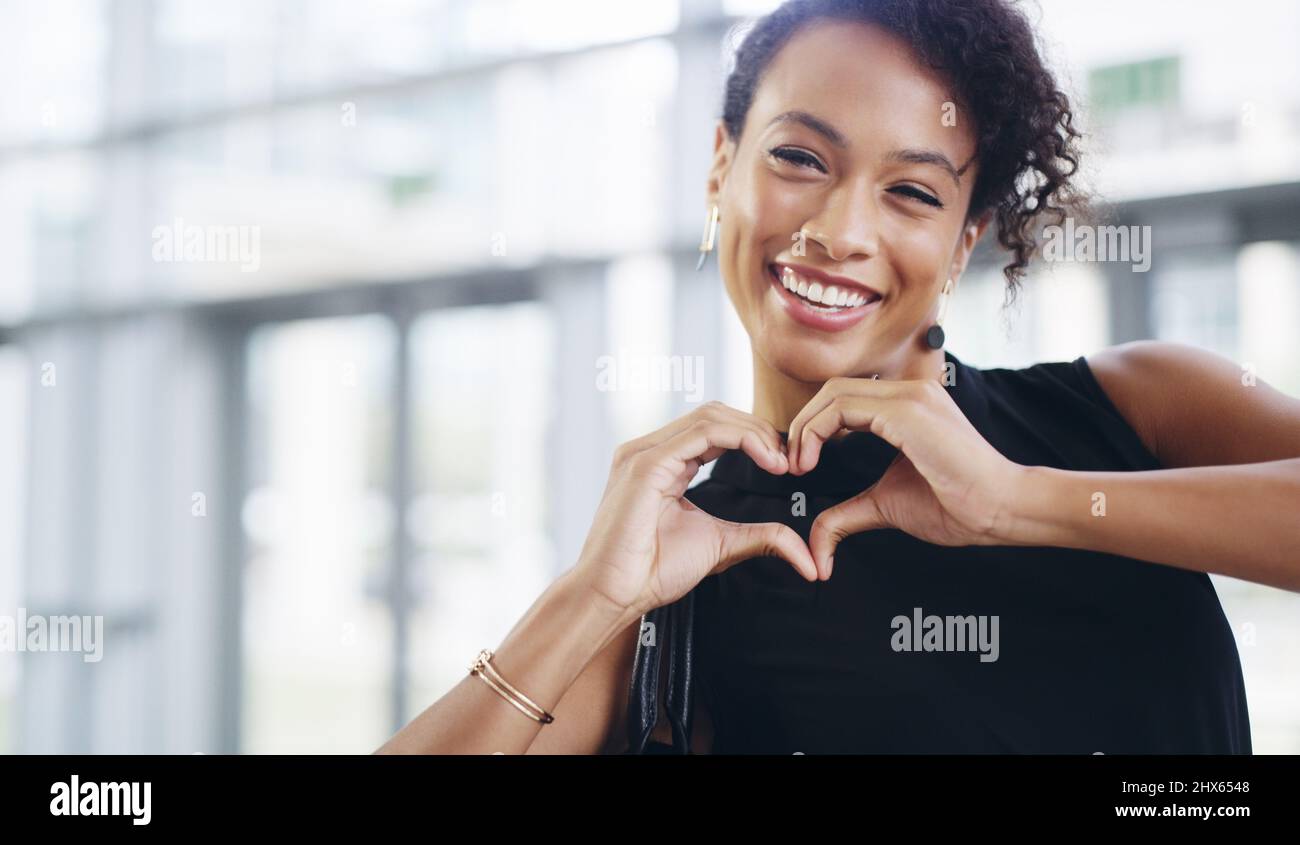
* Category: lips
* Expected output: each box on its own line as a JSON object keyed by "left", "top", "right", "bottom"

{"left": 767, "top": 263, "right": 883, "bottom": 332}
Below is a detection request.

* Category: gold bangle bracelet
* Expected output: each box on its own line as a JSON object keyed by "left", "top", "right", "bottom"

{"left": 478, "top": 651, "right": 554, "bottom": 723}
{"left": 476, "top": 651, "right": 550, "bottom": 718}
{"left": 469, "top": 649, "right": 555, "bottom": 724}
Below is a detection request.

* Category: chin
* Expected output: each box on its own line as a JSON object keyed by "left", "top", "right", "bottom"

{"left": 761, "top": 339, "right": 861, "bottom": 385}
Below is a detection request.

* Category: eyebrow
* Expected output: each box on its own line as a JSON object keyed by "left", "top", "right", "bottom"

{"left": 766, "top": 109, "right": 973, "bottom": 188}
{"left": 885, "top": 148, "right": 971, "bottom": 188}
{"left": 766, "top": 110, "right": 848, "bottom": 148}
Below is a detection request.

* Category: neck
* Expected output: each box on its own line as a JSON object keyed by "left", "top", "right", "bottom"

{"left": 750, "top": 343, "right": 946, "bottom": 433}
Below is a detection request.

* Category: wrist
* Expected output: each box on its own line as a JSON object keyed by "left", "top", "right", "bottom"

{"left": 478, "top": 566, "right": 639, "bottom": 717}
{"left": 995, "top": 463, "right": 1074, "bottom": 547}
{"left": 488, "top": 568, "right": 642, "bottom": 710}
{"left": 557, "top": 567, "right": 646, "bottom": 636}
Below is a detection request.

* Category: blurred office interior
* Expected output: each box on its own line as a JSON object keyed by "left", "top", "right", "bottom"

{"left": 1, "top": 0, "right": 1298, "bottom": 753}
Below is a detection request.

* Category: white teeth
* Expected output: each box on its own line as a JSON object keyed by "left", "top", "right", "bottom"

{"left": 775, "top": 265, "right": 878, "bottom": 310}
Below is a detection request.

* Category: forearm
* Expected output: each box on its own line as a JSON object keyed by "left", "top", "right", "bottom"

{"left": 1001, "top": 458, "right": 1300, "bottom": 593}
{"left": 375, "top": 568, "right": 640, "bottom": 754}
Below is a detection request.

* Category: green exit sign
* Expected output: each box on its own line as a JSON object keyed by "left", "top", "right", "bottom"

{"left": 1089, "top": 56, "right": 1180, "bottom": 114}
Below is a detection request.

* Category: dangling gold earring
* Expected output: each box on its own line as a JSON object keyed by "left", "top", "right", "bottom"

{"left": 696, "top": 204, "right": 719, "bottom": 271}
{"left": 924, "top": 278, "right": 954, "bottom": 349}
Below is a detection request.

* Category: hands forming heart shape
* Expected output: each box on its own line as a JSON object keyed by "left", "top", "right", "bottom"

{"left": 576, "top": 375, "right": 1028, "bottom": 619}
{"left": 784, "top": 375, "right": 1025, "bottom": 578}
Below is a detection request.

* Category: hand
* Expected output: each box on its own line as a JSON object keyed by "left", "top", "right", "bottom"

{"left": 574, "top": 401, "right": 821, "bottom": 618}
{"left": 786, "top": 377, "right": 1026, "bottom": 576}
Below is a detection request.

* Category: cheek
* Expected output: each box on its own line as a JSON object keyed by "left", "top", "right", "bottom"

{"left": 738, "top": 170, "right": 812, "bottom": 250}
{"left": 719, "top": 172, "right": 800, "bottom": 305}
{"left": 882, "top": 221, "right": 953, "bottom": 305}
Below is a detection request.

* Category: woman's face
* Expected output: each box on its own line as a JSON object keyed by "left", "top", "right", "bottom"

{"left": 709, "top": 19, "right": 987, "bottom": 383}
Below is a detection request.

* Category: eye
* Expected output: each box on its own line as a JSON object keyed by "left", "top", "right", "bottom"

{"left": 768, "top": 146, "right": 827, "bottom": 173}
{"left": 889, "top": 184, "right": 944, "bottom": 209}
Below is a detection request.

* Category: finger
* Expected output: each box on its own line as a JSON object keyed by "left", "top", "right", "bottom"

{"left": 788, "top": 380, "right": 844, "bottom": 473}
{"left": 716, "top": 406, "right": 787, "bottom": 463}
{"left": 663, "top": 458, "right": 703, "bottom": 499}
{"left": 642, "top": 420, "right": 786, "bottom": 483}
{"left": 713, "top": 405, "right": 786, "bottom": 455}
{"left": 788, "top": 378, "right": 913, "bottom": 473}
{"left": 798, "top": 394, "right": 905, "bottom": 476}
{"left": 674, "top": 403, "right": 786, "bottom": 458}
{"left": 716, "top": 520, "right": 819, "bottom": 581}
{"left": 631, "top": 419, "right": 786, "bottom": 502}
{"left": 808, "top": 488, "right": 889, "bottom": 578}
{"left": 797, "top": 380, "right": 927, "bottom": 473}
{"left": 627, "top": 402, "right": 787, "bottom": 467}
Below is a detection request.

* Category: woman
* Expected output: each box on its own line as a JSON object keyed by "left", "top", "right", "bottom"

{"left": 377, "top": 0, "right": 1300, "bottom": 755}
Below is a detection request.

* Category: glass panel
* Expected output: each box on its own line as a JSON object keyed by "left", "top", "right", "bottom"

{"left": 455, "top": 0, "right": 678, "bottom": 58}
{"left": 271, "top": 0, "right": 454, "bottom": 94}
{"left": 0, "top": 346, "right": 30, "bottom": 754}
{"left": 404, "top": 302, "right": 555, "bottom": 721}
{"left": 1151, "top": 247, "right": 1238, "bottom": 358}
{"left": 1236, "top": 240, "right": 1300, "bottom": 397}
{"left": 0, "top": 151, "right": 104, "bottom": 323}
{"left": 241, "top": 315, "right": 395, "bottom": 753}
{"left": 149, "top": 0, "right": 278, "bottom": 122}
{"left": 0, "top": 0, "right": 109, "bottom": 145}
{"left": 604, "top": 254, "right": 675, "bottom": 444}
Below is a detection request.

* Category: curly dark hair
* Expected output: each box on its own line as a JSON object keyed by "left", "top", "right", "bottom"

{"left": 721, "top": 0, "right": 1087, "bottom": 304}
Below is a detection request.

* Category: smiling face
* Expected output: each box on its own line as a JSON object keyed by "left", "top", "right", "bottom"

{"left": 708, "top": 19, "right": 988, "bottom": 388}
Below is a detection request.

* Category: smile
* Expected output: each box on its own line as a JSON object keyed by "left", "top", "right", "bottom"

{"left": 768, "top": 263, "right": 883, "bottom": 331}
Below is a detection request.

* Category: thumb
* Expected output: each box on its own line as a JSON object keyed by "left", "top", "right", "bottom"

{"left": 716, "top": 520, "right": 819, "bottom": 581}
{"left": 809, "top": 489, "right": 889, "bottom": 578}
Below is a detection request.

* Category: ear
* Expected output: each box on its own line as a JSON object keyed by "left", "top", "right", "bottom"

{"left": 706, "top": 120, "right": 736, "bottom": 209}
{"left": 947, "top": 211, "right": 992, "bottom": 284}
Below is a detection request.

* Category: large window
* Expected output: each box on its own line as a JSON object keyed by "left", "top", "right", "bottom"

{"left": 405, "top": 303, "right": 555, "bottom": 721}
{"left": 0, "top": 347, "right": 30, "bottom": 754}
{"left": 242, "top": 316, "right": 396, "bottom": 753}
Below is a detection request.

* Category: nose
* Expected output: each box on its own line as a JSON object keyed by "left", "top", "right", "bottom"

{"left": 800, "top": 180, "right": 881, "bottom": 263}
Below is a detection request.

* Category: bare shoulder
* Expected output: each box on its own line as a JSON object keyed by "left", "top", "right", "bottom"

{"left": 1085, "top": 340, "right": 1300, "bottom": 467}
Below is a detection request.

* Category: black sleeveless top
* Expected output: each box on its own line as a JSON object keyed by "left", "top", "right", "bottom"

{"left": 679, "top": 350, "right": 1251, "bottom": 754}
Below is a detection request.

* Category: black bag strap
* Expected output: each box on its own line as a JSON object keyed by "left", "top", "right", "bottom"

{"left": 625, "top": 604, "right": 666, "bottom": 753}
{"left": 624, "top": 591, "right": 696, "bottom": 754}
{"left": 664, "top": 589, "right": 696, "bottom": 753}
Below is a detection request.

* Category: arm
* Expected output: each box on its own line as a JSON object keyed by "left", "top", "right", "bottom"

{"left": 524, "top": 610, "right": 643, "bottom": 755}
{"left": 1001, "top": 340, "right": 1300, "bottom": 592}
{"left": 378, "top": 403, "right": 811, "bottom": 754}
{"left": 1005, "top": 458, "right": 1300, "bottom": 592}
{"left": 375, "top": 568, "right": 641, "bottom": 754}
